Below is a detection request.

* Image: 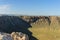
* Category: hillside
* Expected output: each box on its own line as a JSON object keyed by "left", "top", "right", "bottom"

{"left": 0, "top": 15, "right": 60, "bottom": 40}
{"left": 19, "top": 16, "right": 60, "bottom": 40}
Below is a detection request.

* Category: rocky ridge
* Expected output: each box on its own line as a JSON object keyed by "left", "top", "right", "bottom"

{"left": 20, "top": 16, "right": 60, "bottom": 25}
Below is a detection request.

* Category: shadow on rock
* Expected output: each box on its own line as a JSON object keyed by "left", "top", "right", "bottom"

{"left": 0, "top": 15, "right": 38, "bottom": 40}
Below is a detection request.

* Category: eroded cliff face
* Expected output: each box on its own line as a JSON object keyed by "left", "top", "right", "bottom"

{"left": 50, "top": 16, "right": 60, "bottom": 24}
{"left": 20, "top": 16, "right": 60, "bottom": 25}
{"left": 20, "top": 16, "right": 50, "bottom": 25}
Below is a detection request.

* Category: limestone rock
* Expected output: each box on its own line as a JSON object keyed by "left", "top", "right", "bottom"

{"left": 11, "top": 32, "right": 29, "bottom": 40}
{"left": 2, "top": 35, "right": 13, "bottom": 40}
{"left": 0, "top": 32, "right": 29, "bottom": 40}
{"left": 0, "top": 32, "right": 13, "bottom": 40}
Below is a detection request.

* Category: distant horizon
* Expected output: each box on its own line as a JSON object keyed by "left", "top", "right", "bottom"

{"left": 0, "top": 14, "right": 60, "bottom": 16}
{"left": 0, "top": 0, "right": 60, "bottom": 16}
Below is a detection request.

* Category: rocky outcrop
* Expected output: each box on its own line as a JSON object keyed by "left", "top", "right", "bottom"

{"left": 20, "top": 16, "right": 60, "bottom": 25}
{"left": 0, "top": 32, "right": 29, "bottom": 40}
{"left": 20, "top": 16, "right": 51, "bottom": 25}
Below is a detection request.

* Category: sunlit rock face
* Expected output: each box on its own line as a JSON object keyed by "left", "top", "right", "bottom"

{"left": 20, "top": 16, "right": 51, "bottom": 25}
{"left": 0, "top": 32, "right": 29, "bottom": 40}
{"left": 20, "top": 16, "right": 60, "bottom": 25}
{"left": 11, "top": 32, "right": 29, "bottom": 40}
{"left": 50, "top": 16, "right": 60, "bottom": 25}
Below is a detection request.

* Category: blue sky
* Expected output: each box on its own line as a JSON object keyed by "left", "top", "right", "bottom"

{"left": 0, "top": 0, "right": 60, "bottom": 16}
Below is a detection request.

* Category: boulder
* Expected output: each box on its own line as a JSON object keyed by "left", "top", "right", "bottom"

{"left": 0, "top": 32, "right": 29, "bottom": 40}
{"left": 11, "top": 32, "right": 29, "bottom": 40}
{"left": 0, "top": 32, "right": 13, "bottom": 40}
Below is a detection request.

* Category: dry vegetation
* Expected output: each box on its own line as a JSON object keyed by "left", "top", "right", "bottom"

{"left": 26, "top": 16, "right": 60, "bottom": 40}
{"left": 29, "top": 24, "right": 60, "bottom": 40}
